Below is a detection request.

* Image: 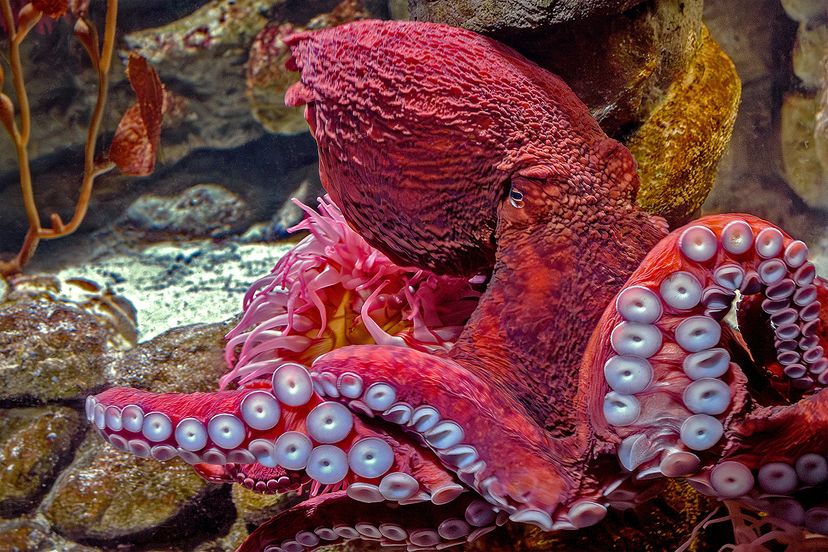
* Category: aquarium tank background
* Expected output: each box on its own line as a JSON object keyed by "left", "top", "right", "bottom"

{"left": 0, "top": 0, "right": 827, "bottom": 551}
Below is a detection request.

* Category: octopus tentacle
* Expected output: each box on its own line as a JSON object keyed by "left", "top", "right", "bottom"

{"left": 238, "top": 491, "right": 503, "bottom": 552}
{"left": 737, "top": 276, "right": 828, "bottom": 397}
{"left": 309, "top": 344, "right": 591, "bottom": 530}
{"left": 86, "top": 377, "right": 463, "bottom": 504}
{"left": 582, "top": 213, "right": 828, "bottom": 535}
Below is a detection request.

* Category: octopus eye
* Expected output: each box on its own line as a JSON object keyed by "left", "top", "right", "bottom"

{"left": 509, "top": 186, "right": 525, "bottom": 209}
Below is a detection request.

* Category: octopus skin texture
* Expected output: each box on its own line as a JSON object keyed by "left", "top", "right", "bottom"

{"left": 86, "top": 20, "right": 828, "bottom": 551}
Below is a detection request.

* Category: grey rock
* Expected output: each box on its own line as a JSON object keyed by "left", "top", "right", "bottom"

{"left": 411, "top": 0, "right": 704, "bottom": 136}
{"left": 388, "top": 0, "right": 410, "bottom": 19}
{"left": 705, "top": 0, "right": 787, "bottom": 85}
{"left": 106, "top": 321, "right": 233, "bottom": 393}
{"left": 781, "top": 92, "right": 828, "bottom": 209}
{"left": 241, "top": 163, "right": 323, "bottom": 241}
{"left": 408, "top": 0, "right": 647, "bottom": 31}
{"left": 781, "top": 0, "right": 828, "bottom": 23}
{"left": 0, "top": 281, "right": 113, "bottom": 403}
{"left": 793, "top": 20, "right": 828, "bottom": 90}
{"left": 0, "top": 407, "right": 85, "bottom": 517}
{"left": 125, "top": 184, "right": 252, "bottom": 239}
{"left": 123, "top": 0, "right": 282, "bottom": 162}
{"left": 41, "top": 434, "right": 234, "bottom": 546}
{"left": 703, "top": 0, "right": 827, "bottom": 245}
{"left": 0, "top": 517, "right": 100, "bottom": 552}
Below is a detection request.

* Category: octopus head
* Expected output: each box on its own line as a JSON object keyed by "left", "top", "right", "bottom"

{"left": 284, "top": 20, "right": 642, "bottom": 276}
{"left": 284, "top": 21, "right": 512, "bottom": 276}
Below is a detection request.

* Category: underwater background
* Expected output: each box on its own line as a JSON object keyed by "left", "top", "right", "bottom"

{"left": 0, "top": 0, "right": 827, "bottom": 550}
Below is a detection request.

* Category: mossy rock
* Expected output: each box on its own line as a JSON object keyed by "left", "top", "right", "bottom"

{"left": 630, "top": 25, "right": 741, "bottom": 226}
{"left": 0, "top": 406, "right": 85, "bottom": 517}
{"left": 41, "top": 435, "right": 234, "bottom": 546}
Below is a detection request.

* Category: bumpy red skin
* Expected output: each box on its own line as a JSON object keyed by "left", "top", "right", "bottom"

{"left": 86, "top": 20, "right": 828, "bottom": 549}
{"left": 284, "top": 20, "right": 663, "bottom": 278}
{"left": 285, "top": 19, "right": 667, "bottom": 438}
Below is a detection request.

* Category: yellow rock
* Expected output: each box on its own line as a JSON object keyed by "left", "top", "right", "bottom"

{"left": 781, "top": 92, "right": 828, "bottom": 209}
{"left": 630, "top": 26, "right": 741, "bottom": 226}
{"left": 232, "top": 484, "right": 301, "bottom": 527}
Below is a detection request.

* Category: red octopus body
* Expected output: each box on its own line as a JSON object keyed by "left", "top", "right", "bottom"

{"left": 86, "top": 20, "right": 828, "bottom": 551}
{"left": 284, "top": 20, "right": 643, "bottom": 277}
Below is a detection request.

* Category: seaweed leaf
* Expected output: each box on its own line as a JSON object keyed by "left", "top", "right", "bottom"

{"left": 109, "top": 53, "right": 165, "bottom": 176}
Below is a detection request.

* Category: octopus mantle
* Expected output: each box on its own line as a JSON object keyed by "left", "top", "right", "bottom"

{"left": 87, "top": 20, "right": 828, "bottom": 551}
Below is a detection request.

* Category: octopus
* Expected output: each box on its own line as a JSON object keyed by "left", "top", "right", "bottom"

{"left": 85, "top": 20, "right": 828, "bottom": 551}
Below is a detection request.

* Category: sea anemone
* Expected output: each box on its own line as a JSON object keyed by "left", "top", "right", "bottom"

{"left": 221, "top": 195, "right": 481, "bottom": 389}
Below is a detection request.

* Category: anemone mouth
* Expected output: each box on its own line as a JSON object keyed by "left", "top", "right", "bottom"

{"left": 220, "top": 196, "right": 482, "bottom": 389}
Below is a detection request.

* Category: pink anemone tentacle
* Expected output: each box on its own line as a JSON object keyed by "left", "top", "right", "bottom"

{"left": 220, "top": 196, "right": 481, "bottom": 389}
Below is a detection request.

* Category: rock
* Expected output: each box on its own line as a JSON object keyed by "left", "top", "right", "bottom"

{"left": 0, "top": 407, "right": 85, "bottom": 517}
{"left": 192, "top": 517, "right": 249, "bottom": 552}
{"left": 630, "top": 26, "right": 741, "bottom": 225}
{"left": 705, "top": 0, "right": 787, "bottom": 85}
{"left": 4, "top": 274, "right": 138, "bottom": 348}
{"left": 240, "top": 163, "right": 323, "bottom": 241}
{"left": 0, "top": 24, "right": 135, "bottom": 178}
{"left": 387, "top": 0, "right": 409, "bottom": 20}
{"left": 246, "top": 0, "right": 386, "bottom": 134}
{"left": 0, "top": 517, "right": 100, "bottom": 552}
{"left": 702, "top": 0, "right": 828, "bottom": 246}
{"left": 246, "top": 22, "right": 311, "bottom": 135}
{"left": 781, "top": 0, "right": 828, "bottom": 23}
{"left": 42, "top": 434, "right": 235, "bottom": 546}
{"left": 123, "top": 0, "right": 280, "bottom": 161}
{"left": 816, "top": 60, "right": 828, "bottom": 175}
{"left": 124, "top": 184, "right": 252, "bottom": 239}
{"left": 0, "top": 278, "right": 122, "bottom": 404}
{"left": 781, "top": 92, "right": 828, "bottom": 209}
{"left": 105, "top": 321, "right": 233, "bottom": 393}
{"left": 49, "top": 239, "right": 292, "bottom": 342}
{"left": 793, "top": 21, "right": 828, "bottom": 90}
{"left": 408, "top": 0, "right": 647, "bottom": 31}
{"left": 0, "top": 0, "right": 324, "bottom": 251}
{"left": 127, "top": 0, "right": 387, "bottom": 149}
{"left": 411, "top": 0, "right": 705, "bottom": 136}
{"left": 232, "top": 485, "right": 302, "bottom": 527}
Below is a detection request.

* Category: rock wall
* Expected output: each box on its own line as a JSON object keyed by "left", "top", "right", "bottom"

{"left": 703, "top": 0, "right": 827, "bottom": 256}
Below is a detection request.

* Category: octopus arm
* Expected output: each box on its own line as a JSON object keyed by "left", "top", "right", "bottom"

{"left": 579, "top": 213, "right": 828, "bottom": 531}
{"left": 310, "top": 344, "right": 594, "bottom": 530}
{"left": 88, "top": 380, "right": 463, "bottom": 504}
{"left": 237, "top": 490, "right": 502, "bottom": 552}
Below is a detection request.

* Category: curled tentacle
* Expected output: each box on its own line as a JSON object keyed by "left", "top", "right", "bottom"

{"left": 737, "top": 276, "right": 828, "bottom": 398}
{"left": 310, "top": 345, "right": 607, "bottom": 531}
{"left": 582, "top": 214, "right": 828, "bottom": 535}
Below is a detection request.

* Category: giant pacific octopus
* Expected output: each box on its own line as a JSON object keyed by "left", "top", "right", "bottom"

{"left": 86, "top": 20, "right": 828, "bottom": 550}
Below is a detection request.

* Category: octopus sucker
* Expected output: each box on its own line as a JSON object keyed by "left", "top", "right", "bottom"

{"left": 87, "top": 19, "right": 828, "bottom": 549}
{"left": 586, "top": 213, "right": 828, "bottom": 524}
{"left": 239, "top": 491, "right": 501, "bottom": 552}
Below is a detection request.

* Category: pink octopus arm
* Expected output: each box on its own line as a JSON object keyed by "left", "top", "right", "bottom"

{"left": 581, "top": 214, "right": 827, "bottom": 532}
{"left": 84, "top": 20, "right": 828, "bottom": 549}
{"left": 237, "top": 492, "right": 502, "bottom": 552}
